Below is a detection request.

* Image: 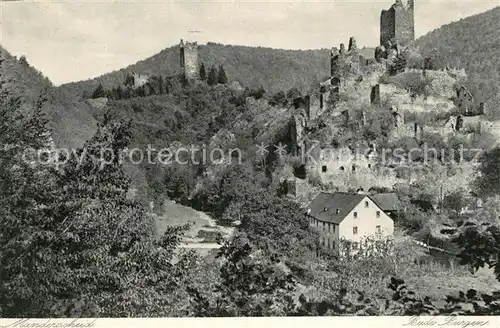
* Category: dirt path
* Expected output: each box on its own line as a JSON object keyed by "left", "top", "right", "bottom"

{"left": 153, "top": 200, "right": 234, "bottom": 258}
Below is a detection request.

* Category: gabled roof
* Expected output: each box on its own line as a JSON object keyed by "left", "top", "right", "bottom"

{"left": 307, "top": 192, "right": 367, "bottom": 224}
{"left": 371, "top": 192, "right": 400, "bottom": 212}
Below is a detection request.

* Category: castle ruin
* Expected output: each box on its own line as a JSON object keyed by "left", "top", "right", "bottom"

{"left": 380, "top": 0, "right": 415, "bottom": 47}
{"left": 180, "top": 39, "right": 199, "bottom": 80}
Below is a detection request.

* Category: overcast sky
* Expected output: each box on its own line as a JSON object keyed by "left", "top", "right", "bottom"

{"left": 1, "top": 0, "right": 498, "bottom": 85}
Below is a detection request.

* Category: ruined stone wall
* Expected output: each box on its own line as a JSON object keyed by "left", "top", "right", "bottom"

{"left": 456, "top": 85, "right": 475, "bottom": 115}
{"left": 180, "top": 40, "right": 199, "bottom": 80}
{"left": 290, "top": 115, "right": 307, "bottom": 155}
{"left": 380, "top": 0, "right": 414, "bottom": 47}
{"left": 380, "top": 7, "right": 396, "bottom": 47}
{"left": 394, "top": 0, "right": 415, "bottom": 46}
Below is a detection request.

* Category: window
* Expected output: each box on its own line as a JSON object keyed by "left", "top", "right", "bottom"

{"left": 352, "top": 242, "right": 359, "bottom": 250}
{"left": 336, "top": 208, "right": 340, "bottom": 214}
{"left": 365, "top": 201, "right": 369, "bottom": 208}
{"left": 353, "top": 212, "right": 358, "bottom": 219}
{"left": 352, "top": 165, "right": 356, "bottom": 172}
{"left": 340, "top": 166, "right": 345, "bottom": 171}
{"left": 368, "top": 164, "right": 372, "bottom": 169}
{"left": 376, "top": 211, "right": 381, "bottom": 218}
{"left": 323, "top": 222, "right": 326, "bottom": 231}
{"left": 353, "top": 226, "right": 358, "bottom": 235}
{"left": 376, "top": 225, "right": 381, "bottom": 234}
{"left": 322, "top": 165, "right": 327, "bottom": 172}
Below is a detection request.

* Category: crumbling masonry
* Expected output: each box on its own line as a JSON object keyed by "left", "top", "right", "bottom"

{"left": 380, "top": 0, "right": 415, "bottom": 47}
{"left": 180, "top": 39, "right": 199, "bottom": 80}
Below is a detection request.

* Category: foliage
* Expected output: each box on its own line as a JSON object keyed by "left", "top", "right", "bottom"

{"left": 269, "top": 90, "right": 287, "bottom": 107}
{"left": 207, "top": 66, "right": 218, "bottom": 86}
{"left": 0, "top": 79, "right": 193, "bottom": 316}
{"left": 381, "top": 71, "right": 432, "bottom": 98}
{"left": 91, "top": 83, "right": 106, "bottom": 98}
{"left": 443, "top": 188, "right": 467, "bottom": 214}
{"left": 474, "top": 147, "right": 500, "bottom": 198}
{"left": 416, "top": 7, "right": 500, "bottom": 104}
{"left": 57, "top": 43, "right": 334, "bottom": 98}
{"left": 217, "top": 65, "right": 228, "bottom": 84}
{"left": 188, "top": 236, "right": 297, "bottom": 316}
{"left": 389, "top": 54, "right": 407, "bottom": 76}
{"left": 199, "top": 62, "right": 207, "bottom": 81}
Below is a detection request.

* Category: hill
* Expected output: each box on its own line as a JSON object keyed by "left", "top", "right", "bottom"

{"left": 0, "top": 46, "right": 98, "bottom": 149}
{"left": 57, "top": 43, "right": 375, "bottom": 97}
{"left": 415, "top": 6, "right": 500, "bottom": 105}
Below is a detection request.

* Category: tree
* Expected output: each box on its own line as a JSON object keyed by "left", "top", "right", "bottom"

{"left": 286, "top": 87, "right": 302, "bottom": 101}
{"left": 474, "top": 147, "right": 500, "bottom": 198}
{"left": 19, "top": 55, "right": 28, "bottom": 66}
{"left": 199, "top": 63, "right": 207, "bottom": 81}
{"left": 217, "top": 65, "right": 228, "bottom": 84}
{"left": 269, "top": 90, "right": 287, "bottom": 107}
{"left": 124, "top": 74, "right": 135, "bottom": 87}
{"left": 390, "top": 54, "right": 407, "bottom": 76}
{"left": 207, "top": 66, "right": 217, "bottom": 86}
{"left": 91, "top": 83, "right": 106, "bottom": 98}
{"left": 443, "top": 189, "right": 466, "bottom": 214}
{"left": 0, "top": 75, "right": 193, "bottom": 317}
{"left": 188, "top": 235, "right": 297, "bottom": 316}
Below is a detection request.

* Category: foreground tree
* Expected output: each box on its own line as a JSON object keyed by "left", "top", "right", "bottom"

{"left": 474, "top": 147, "right": 500, "bottom": 198}
{"left": 0, "top": 70, "right": 193, "bottom": 316}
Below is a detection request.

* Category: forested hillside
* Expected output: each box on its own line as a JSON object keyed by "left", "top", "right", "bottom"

{"left": 415, "top": 6, "right": 500, "bottom": 104}
{"left": 0, "top": 46, "right": 97, "bottom": 148}
{"left": 57, "top": 43, "right": 375, "bottom": 97}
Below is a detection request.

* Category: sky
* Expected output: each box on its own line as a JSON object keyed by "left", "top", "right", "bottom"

{"left": 1, "top": 0, "right": 498, "bottom": 85}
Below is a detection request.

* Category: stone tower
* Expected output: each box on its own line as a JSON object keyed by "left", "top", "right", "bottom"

{"left": 380, "top": 0, "right": 415, "bottom": 47}
{"left": 180, "top": 39, "right": 199, "bottom": 80}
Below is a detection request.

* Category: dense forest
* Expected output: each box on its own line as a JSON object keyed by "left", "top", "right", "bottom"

{"left": 57, "top": 44, "right": 375, "bottom": 98}
{"left": 415, "top": 6, "right": 500, "bottom": 104}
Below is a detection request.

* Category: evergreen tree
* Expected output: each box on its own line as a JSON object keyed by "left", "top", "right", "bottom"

{"left": 207, "top": 66, "right": 217, "bottom": 86}
{"left": 217, "top": 65, "right": 228, "bottom": 84}
{"left": 200, "top": 63, "right": 207, "bottom": 81}
{"left": 0, "top": 59, "right": 194, "bottom": 316}
{"left": 91, "top": 83, "right": 106, "bottom": 98}
{"left": 124, "top": 74, "right": 135, "bottom": 87}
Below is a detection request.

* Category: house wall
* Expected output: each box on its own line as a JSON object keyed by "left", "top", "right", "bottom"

{"left": 308, "top": 216, "right": 339, "bottom": 249}
{"left": 338, "top": 196, "right": 394, "bottom": 243}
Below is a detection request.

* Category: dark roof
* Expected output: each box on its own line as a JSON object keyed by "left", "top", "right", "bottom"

{"left": 371, "top": 193, "right": 400, "bottom": 212}
{"left": 307, "top": 192, "right": 366, "bottom": 224}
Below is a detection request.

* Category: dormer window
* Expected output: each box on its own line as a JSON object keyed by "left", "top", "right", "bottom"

{"left": 324, "top": 207, "right": 328, "bottom": 212}
{"left": 336, "top": 208, "right": 340, "bottom": 214}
